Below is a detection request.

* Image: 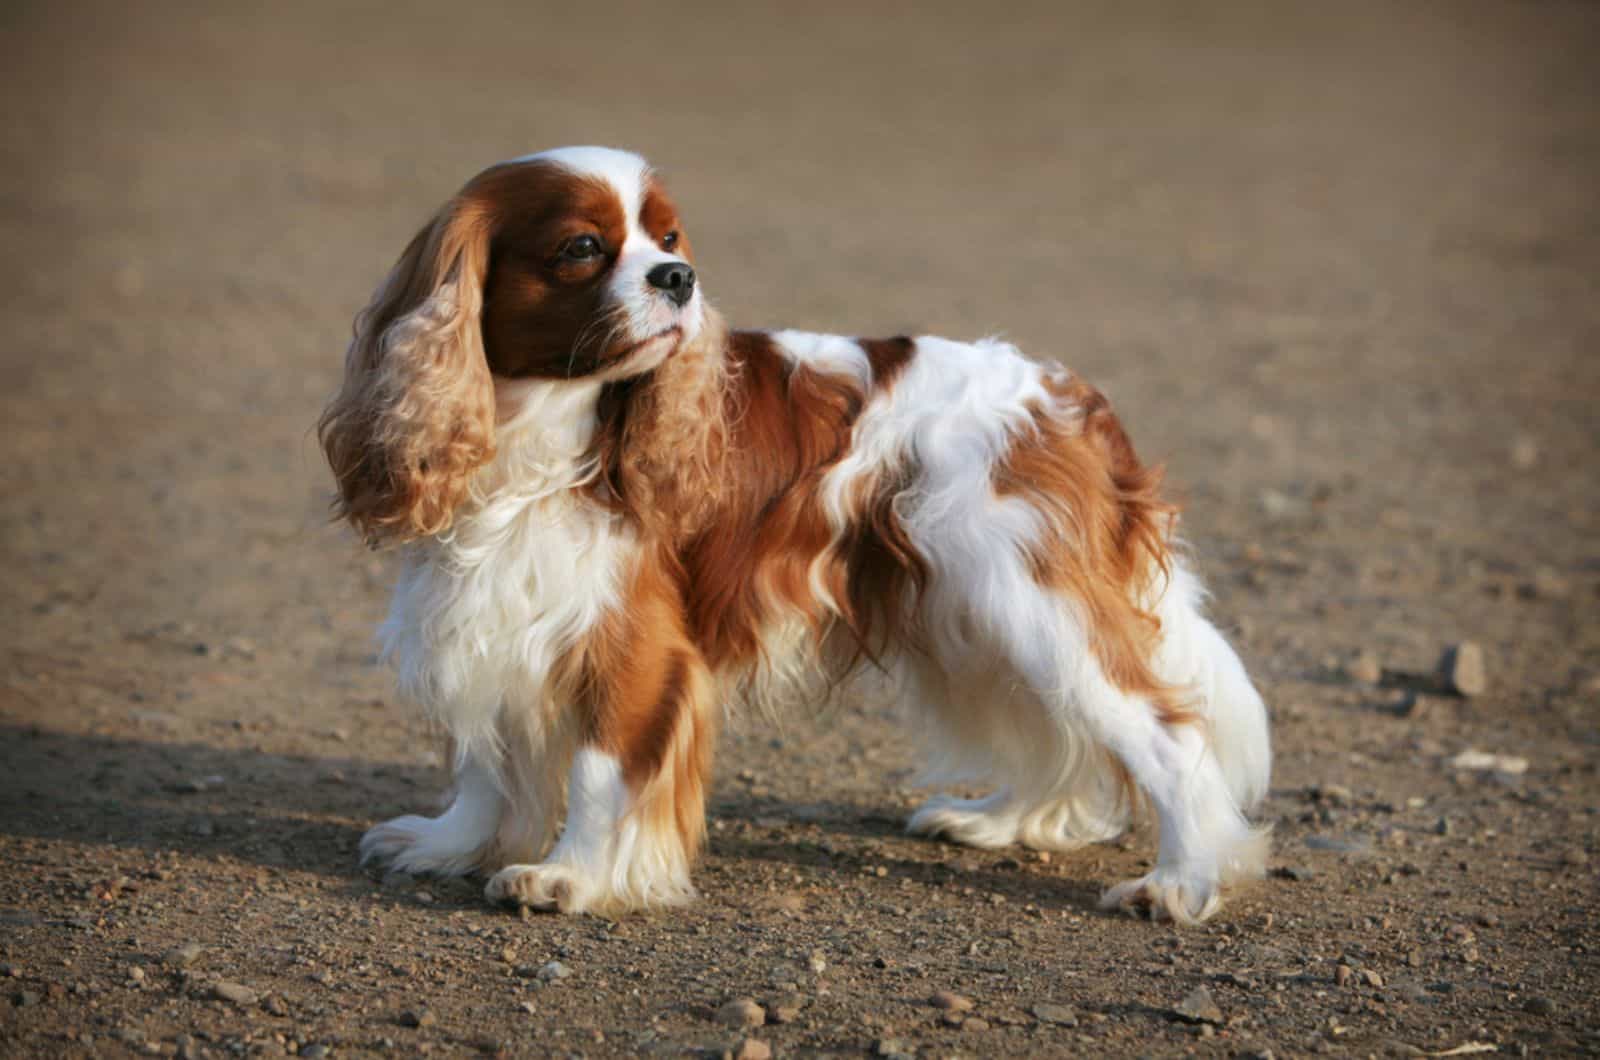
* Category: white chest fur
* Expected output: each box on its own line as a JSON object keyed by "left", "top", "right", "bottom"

{"left": 377, "top": 380, "right": 637, "bottom": 758}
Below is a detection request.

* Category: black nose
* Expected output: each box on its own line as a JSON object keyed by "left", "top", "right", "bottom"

{"left": 646, "top": 262, "right": 696, "bottom": 307}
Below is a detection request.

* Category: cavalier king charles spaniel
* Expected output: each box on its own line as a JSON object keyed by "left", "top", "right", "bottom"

{"left": 320, "top": 147, "right": 1271, "bottom": 924}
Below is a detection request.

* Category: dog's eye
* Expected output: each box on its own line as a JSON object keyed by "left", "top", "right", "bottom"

{"left": 661, "top": 230, "right": 679, "bottom": 250}
{"left": 562, "top": 235, "right": 604, "bottom": 261}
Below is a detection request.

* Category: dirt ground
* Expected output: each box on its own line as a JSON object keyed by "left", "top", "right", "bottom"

{"left": 3, "top": 2, "right": 1598, "bottom": 1057}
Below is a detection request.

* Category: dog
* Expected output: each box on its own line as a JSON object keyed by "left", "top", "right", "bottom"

{"left": 319, "top": 146, "right": 1271, "bottom": 924}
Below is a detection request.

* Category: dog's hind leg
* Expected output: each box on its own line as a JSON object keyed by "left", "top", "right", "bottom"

{"left": 993, "top": 580, "right": 1267, "bottom": 924}
{"left": 903, "top": 654, "right": 1132, "bottom": 852}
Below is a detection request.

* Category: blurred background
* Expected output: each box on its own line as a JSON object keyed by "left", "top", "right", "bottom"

{"left": 2, "top": 1, "right": 1597, "bottom": 1055}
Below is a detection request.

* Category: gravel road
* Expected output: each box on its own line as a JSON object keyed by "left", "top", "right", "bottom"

{"left": 3, "top": 2, "right": 1597, "bottom": 1056}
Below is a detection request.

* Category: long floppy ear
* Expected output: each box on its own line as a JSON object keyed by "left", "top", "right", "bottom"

{"left": 318, "top": 197, "right": 496, "bottom": 547}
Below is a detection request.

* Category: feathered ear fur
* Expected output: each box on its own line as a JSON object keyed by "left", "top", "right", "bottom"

{"left": 318, "top": 198, "right": 496, "bottom": 547}
{"left": 597, "top": 310, "right": 731, "bottom": 542}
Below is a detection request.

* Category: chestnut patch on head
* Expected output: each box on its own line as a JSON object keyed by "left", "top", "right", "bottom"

{"left": 477, "top": 162, "right": 630, "bottom": 378}
{"left": 640, "top": 178, "right": 692, "bottom": 262}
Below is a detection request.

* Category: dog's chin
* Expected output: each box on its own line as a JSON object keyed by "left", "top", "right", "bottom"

{"left": 599, "top": 326, "right": 685, "bottom": 380}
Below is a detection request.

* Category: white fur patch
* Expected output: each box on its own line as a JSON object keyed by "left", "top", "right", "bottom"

{"left": 769, "top": 330, "right": 872, "bottom": 388}
{"left": 379, "top": 379, "right": 635, "bottom": 766}
{"left": 512, "top": 145, "right": 649, "bottom": 212}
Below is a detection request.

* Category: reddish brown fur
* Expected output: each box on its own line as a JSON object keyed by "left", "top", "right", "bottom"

{"left": 591, "top": 331, "right": 925, "bottom": 679}
{"left": 857, "top": 336, "right": 915, "bottom": 393}
{"left": 994, "top": 373, "right": 1190, "bottom": 727}
{"left": 640, "top": 177, "right": 693, "bottom": 264}
{"left": 479, "top": 166, "right": 631, "bottom": 378}
{"left": 564, "top": 328, "right": 926, "bottom": 868}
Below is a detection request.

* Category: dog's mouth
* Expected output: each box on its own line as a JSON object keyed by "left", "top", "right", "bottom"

{"left": 608, "top": 326, "right": 684, "bottom": 370}
{"left": 621, "top": 326, "right": 682, "bottom": 361}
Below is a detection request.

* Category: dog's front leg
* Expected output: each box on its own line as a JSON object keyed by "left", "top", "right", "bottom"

{"left": 485, "top": 568, "right": 717, "bottom": 915}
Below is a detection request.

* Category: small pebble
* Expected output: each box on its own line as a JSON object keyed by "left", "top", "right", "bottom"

{"left": 1335, "top": 964, "right": 1354, "bottom": 987}
{"left": 1032, "top": 1003, "right": 1078, "bottom": 1026}
{"left": 716, "top": 998, "right": 765, "bottom": 1029}
{"left": 536, "top": 961, "right": 570, "bottom": 982}
{"left": 929, "top": 990, "right": 974, "bottom": 1012}
{"left": 1172, "top": 986, "right": 1223, "bottom": 1025}
{"left": 735, "top": 1038, "right": 772, "bottom": 1060}
{"left": 1510, "top": 436, "right": 1539, "bottom": 469}
{"left": 1523, "top": 996, "right": 1556, "bottom": 1016}
{"left": 163, "top": 943, "right": 205, "bottom": 968}
{"left": 1348, "top": 652, "right": 1381, "bottom": 685}
{"left": 399, "top": 1008, "right": 436, "bottom": 1028}
{"left": 1535, "top": 567, "right": 1571, "bottom": 599}
{"left": 1443, "top": 642, "right": 1487, "bottom": 697}
{"left": 210, "top": 982, "right": 258, "bottom": 1006}
{"left": 1449, "top": 750, "right": 1527, "bottom": 775}
{"left": 1305, "top": 834, "right": 1372, "bottom": 855}
{"left": 1317, "top": 784, "right": 1353, "bottom": 806}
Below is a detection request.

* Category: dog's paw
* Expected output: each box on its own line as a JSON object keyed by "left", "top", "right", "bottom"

{"left": 1100, "top": 868, "right": 1222, "bottom": 925}
{"left": 906, "top": 795, "right": 1019, "bottom": 849}
{"left": 359, "top": 816, "right": 428, "bottom": 868}
{"left": 485, "top": 863, "right": 591, "bottom": 914}
{"left": 359, "top": 815, "right": 483, "bottom": 876}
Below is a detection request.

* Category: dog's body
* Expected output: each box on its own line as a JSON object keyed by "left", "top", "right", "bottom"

{"left": 322, "top": 147, "right": 1270, "bottom": 923}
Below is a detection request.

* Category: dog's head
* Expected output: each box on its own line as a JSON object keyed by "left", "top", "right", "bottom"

{"left": 319, "top": 147, "right": 701, "bottom": 545}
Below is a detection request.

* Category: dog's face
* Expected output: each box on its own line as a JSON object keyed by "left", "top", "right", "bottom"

{"left": 319, "top": 148, "right": 705, "bottom": 544}
{"left": 477, "top": 148, "right": 702, "bottom": 379}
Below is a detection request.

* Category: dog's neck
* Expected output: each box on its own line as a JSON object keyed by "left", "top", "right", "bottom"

{"left": 481, "top": 309, "right": 734, "bottom": 543}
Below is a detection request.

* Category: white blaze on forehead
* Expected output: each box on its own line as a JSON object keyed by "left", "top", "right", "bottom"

{"left": 510, "top": 146, "right": 651, "bottom": 242}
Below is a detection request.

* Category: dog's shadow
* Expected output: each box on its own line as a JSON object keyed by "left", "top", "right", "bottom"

{"left": 0, "top": 722, "right": 1112, "bottom": 916}
{"left": 0, "top": 721, "right": 420, "bottom": 881}
{"left": 707, "top": 833, "right": 1107, "bottom": 915}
